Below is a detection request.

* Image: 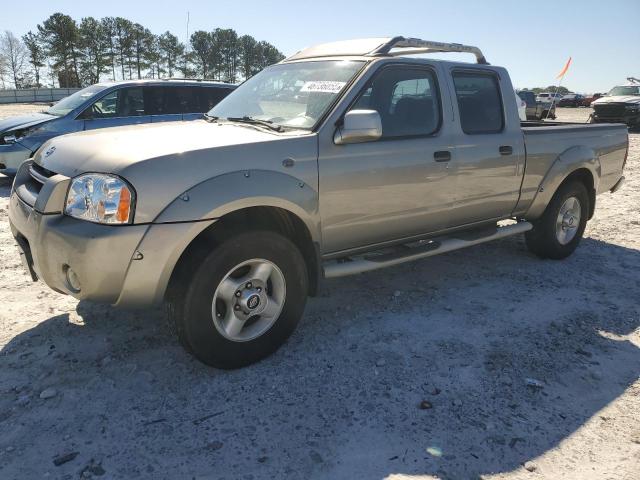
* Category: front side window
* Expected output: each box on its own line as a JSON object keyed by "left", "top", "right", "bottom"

{"left": 209, "top": 60, "right": 364, "bottom": 130}
{"left": 351, "top": 66, "right": 441, "bottom": 138}
{"left": 453, "top": 72, "right": 504, "bottom": 134}
{"left": 88, "top": 87, "right": 144, "bottom": 119}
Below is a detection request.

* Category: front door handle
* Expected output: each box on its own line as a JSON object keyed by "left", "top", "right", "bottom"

{"left": 434, "top": 150, "right": 451, "bottom": 162}
{"left": 499, "top": 145, "right": 513, "bottom": 156}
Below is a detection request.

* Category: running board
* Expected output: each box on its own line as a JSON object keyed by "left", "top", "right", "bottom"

{"left": 323, "top": 221, "right": 533, "bottom": 278}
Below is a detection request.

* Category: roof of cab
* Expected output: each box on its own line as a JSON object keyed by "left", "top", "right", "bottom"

{"left": 283, "top": 36, "right": 488, "bottom": 65}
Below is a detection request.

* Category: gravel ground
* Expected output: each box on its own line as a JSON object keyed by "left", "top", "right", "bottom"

{"left": 0, "top": 105, "right": 638, "bottom": 480}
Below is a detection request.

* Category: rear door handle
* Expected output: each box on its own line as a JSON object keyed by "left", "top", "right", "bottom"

{"left": 434, "top": 150, "right": 451, "bottom": 162}
{"left": 499, "top": 145, "right": 513, "bottom": 156}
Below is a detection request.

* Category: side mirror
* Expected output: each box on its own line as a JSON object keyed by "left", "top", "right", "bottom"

{"left": 334, "top": 110, "right": 382, "bottom": 145}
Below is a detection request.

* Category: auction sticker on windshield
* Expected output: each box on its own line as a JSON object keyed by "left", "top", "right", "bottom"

{"left": 300, "top": 81, "right": 346, "bottom": 94}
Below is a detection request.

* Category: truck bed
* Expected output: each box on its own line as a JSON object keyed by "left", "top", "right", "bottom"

{"left": 517, "top": 122, "right": 628, "bottom": 216}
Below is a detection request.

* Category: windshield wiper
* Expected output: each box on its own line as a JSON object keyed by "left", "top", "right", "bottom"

{"left": 203, "top": 113, "right": 219, "bottom": 123}
{"left": 225, "top": 116, "right": 284, "bottom": 132}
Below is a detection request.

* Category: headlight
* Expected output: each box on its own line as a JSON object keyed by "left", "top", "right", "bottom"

{"left": 65, "top": 174, "right": 135, "bottom": 224}
{"left": 1, "top": 127, "right": 31, "bottom": 145}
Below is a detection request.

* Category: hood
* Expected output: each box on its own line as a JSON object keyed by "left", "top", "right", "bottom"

{"left": 34, "top": 119, "right": 317, "bottom": 223}
{"left": 0, "top": 112, "right": 55, "bottom": 134}
{"left": 35, "top": 119, "right": 285, "bottom": 175}
{"left": 592, "top": 95, "right": 640, "bottom": 105}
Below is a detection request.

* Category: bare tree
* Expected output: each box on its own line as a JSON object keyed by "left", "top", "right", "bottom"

{"left": 0, "top": 30, "right": 29, "bottom": 88}
{"left": 0, "top": 53, "right": 7, "bottom": 88}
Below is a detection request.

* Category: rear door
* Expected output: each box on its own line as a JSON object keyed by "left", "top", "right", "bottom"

{"left": 445, "top": 69, "right": 524, "bottom": 227}
{"left": 144, "top": 86, "right": 182, "bottom": 123}
{"left": 82, "top": 87, "right": 151, "bottom": 130}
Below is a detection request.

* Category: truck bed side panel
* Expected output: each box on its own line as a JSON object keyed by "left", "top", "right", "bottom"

{"left": 515, "top": 123, "right": 628, "bottom": 218}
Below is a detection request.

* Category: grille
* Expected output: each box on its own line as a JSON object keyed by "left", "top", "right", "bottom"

{"left": 15, "top": 162, "right": 57, "bottom": 207}
{"left": 594, "top": 103, "right": 626, "bottom": 118}
{"left": 29, "top": 162, "right": 56, "bottom": 185}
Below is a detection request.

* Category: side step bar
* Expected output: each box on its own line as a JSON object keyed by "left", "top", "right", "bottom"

{"left": 323, "top": 221, "right": 533, "bottom": 278}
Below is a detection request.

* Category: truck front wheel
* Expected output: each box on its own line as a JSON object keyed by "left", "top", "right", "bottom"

{"left": 169, "top": 231, "right": 308, "bottom": 368}
{"left": 525, "top": 181, "right": 589, "bottom": 259}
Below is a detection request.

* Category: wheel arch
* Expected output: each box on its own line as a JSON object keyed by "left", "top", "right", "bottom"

{"left": 525, "top": 145, "right": 600, "bottom": 220}
{"left": 166, "top": 205, "right": 322, "bottom": 304}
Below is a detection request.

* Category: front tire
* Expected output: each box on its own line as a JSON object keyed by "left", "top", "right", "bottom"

{"left": 169, "top": 231, "right": 308, "bottom": 368}
{"left": 525, "top": 181, "right": 589, "bottom": 259}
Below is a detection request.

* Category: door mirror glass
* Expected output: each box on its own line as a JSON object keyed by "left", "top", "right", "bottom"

{"left": 334, "top": 110, "right": 382, "bottom": 145}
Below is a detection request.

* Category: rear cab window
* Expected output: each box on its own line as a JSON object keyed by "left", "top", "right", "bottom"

{"left": 452, "top": 71, "right": 504, "bottom": 134}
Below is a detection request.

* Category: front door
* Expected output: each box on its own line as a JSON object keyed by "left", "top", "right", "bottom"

{"left": 318, "top": 64, "right": 456, "bottom": 254}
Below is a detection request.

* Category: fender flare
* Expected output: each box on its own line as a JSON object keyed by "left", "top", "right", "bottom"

{"left": 525, "top": 145, "right": 601, "bottom": 220}
{"left": 153, "top": 169, "right": 321, "bottom": 242}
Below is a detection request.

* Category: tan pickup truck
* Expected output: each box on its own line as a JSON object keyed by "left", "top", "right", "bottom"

{"left": 9, "top": 37, "right": 628, "bottom": 368}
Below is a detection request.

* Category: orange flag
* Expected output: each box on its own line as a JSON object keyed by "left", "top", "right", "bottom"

{"left": 557, "top": 57, "right": 572, "bottom": 79}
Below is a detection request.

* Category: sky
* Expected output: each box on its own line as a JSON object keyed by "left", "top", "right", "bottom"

{"left": 2, "top": 0, "right": 638, "bottom": 92}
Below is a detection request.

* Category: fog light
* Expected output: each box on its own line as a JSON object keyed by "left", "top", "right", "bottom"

{"left": 63, "top": 265, "right": 81, "bottom": 293}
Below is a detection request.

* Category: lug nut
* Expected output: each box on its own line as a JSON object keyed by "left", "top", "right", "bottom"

{"left": 246, "top": 282, "right": 253, "bottom": 289}
{"left": 257, "top": 287, "right": 262, "bottom": 292}
{"left": 235, "top": 291, "right": 241, "bottom": 297}
{"left": 234, "top": 305, "right": 240, "bottom": 311}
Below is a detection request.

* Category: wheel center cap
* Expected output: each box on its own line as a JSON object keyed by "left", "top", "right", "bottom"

{"left": 247, "top": 294, "right": 261, "bottom": 310}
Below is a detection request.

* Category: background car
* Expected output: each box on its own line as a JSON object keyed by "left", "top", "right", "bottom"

{"left": 536, "top": 91, "right": 563, "bottom": 105}
{"left": 581, "top": 93, "right": 604, "bottom": 107}
{"left": 558, "top": 93, "right": 585, "bottom": 107}
{"left": 517, "top": 90, "right": 556, "bottom": 120}
{"left": 0, "top": 79, "right": 236, "bottom": 175}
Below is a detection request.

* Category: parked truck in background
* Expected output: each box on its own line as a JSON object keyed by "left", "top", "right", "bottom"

{"left": 591, "top": 78, "right": 640, "bottom": 128}
{"left": 8, "top": 37, "right": 628, "bottom": 368}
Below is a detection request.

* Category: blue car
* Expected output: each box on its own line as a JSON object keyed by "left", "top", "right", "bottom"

{"left": 0, "top": 79, "right": 235, "bottom": 175}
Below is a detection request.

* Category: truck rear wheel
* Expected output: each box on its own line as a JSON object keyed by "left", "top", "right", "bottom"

{"left": 525, "top": 181, "right": 589, "bottom": 259}
{"left": 169, "top": 231, "right": 308, "bottom": 368}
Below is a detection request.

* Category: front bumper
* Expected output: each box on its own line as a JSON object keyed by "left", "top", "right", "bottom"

{"left": 0, "top": 142, "right": 32, "bottom": 175}
{"left": 8, "top": 161, "right": 216, "bottom": 308}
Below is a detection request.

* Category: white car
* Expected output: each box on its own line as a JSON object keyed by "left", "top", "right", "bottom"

{"left": 536, "top": 92, "right": 563, "bottom": 105}
{"left": 515, "top": 90, "right": 527, "bottom": 121}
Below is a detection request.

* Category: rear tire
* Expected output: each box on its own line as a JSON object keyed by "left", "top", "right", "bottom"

{"left": 168, "top": 231, "right": 308, "bottom": 368}
{"left": 525, "top": 181, "right": 589, "bottom": 260}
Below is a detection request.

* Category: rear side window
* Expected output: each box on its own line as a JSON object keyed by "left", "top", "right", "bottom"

{"left": 200, "top": 87, "right": 232, "bottom": 111}
{"left": 453, "top": 72, "right": 504, "bottom": 134}
{"left": 351, "top": 66, "right": 441, "bottom": 138}
{"left": 144, "top": 87, "right": 181, "bottom": 115}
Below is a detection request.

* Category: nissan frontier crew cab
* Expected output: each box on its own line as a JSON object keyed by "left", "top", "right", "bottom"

{"left": 8, "top": 37, "right": 628, "bottom": 368}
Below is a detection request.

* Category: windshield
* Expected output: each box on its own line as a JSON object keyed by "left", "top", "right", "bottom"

{"left": 46, "top": 84, "right": 109, "bottom": 116}
{"left": 608, "top": 86, "right": 640, "bottom": 96}
{"left": 209, "top": 60, "right": 365, "bottom": 130}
